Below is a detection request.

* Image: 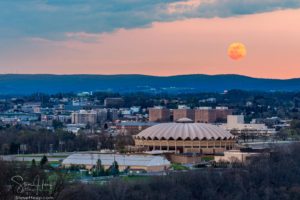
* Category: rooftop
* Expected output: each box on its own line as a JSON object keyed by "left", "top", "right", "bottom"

{"left": 136, "top": 122, "right": 234, "bottom": 140}
{"left": 62, "top": 153, "right": 170, "bottom": 167}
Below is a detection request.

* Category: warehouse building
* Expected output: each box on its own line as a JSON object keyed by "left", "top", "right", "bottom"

{"left": 62, "top": 153, "right": 170, "bottom": 172}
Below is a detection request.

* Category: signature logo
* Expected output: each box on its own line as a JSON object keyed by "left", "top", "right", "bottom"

{"left": 11, "top": 175, "right": 53, "bottom": 196}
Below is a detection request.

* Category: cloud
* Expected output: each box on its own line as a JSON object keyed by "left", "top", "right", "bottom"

{"left": 0, "top": 0, "right": 300, "bottom": 40}
{"left": 190, "top": 0, "right": 300, "bottom": 18}
{"left": 0, "top": 0, "right": 181, "bottom": 39}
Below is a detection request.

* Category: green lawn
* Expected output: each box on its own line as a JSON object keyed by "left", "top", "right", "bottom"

{"left": 49, "top": 160, "right": 61, "bottom": 164}
{"left": 201, "top": 156, "right": 214, "bottom": 162}
{"left": 171, "top": 163, "right": 189, "bottom": 170}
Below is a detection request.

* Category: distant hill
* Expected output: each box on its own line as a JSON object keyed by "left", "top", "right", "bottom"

{"left": 0, "top": 74, "right": 300, "bottom": 94}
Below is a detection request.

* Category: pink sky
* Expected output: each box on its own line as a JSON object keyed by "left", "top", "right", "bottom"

{"left": 1, "top": 9, "right": 300, "bottom": 79}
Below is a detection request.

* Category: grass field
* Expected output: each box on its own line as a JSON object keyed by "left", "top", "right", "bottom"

{"left": 201, "top": 156, "right": 214, "bottom": 162}
{"left": 171, "top": 163, "right": 189, "bottom": 170}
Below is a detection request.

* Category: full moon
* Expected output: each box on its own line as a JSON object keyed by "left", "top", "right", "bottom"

{"left": 228, "top": 42, "right": 247, "bottom": 60}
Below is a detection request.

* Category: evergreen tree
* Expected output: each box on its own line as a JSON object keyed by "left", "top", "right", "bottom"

{"left": 96, "top": 159, "right": 105, "bottom": 176}
{"left": 93, "top": 159, "right": 105, "bottom": 177}
{"left": 40, "top": 155, "right": 48, "bottom": 168}
{"left": 27, "top": 159, "right": 41, "bottom": 180}
{"left": 109, "top": 160, "right": 119, "bottom": 176}
{"left": 52, "top": 120, "right": 63, "bottom": 130}
{"left": 31, "top": 159, "right": 37, "bottom": 168}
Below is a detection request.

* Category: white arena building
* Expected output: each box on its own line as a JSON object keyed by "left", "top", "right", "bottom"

{"left": 135, "top": 118, "right": 236, "bottom": 154}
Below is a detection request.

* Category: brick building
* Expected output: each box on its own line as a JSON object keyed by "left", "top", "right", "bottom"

{"left": 194, "top": 107, "right": 232, "bottom": 123}
{"left": 149, "top": 107, "right": 170, "bottom": 122}
{"left": 173, "top": 109, "right": 195, "bottom": 122}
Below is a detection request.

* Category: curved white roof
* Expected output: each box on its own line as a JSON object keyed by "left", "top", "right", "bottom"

{"left": 176, "top": 117, "right": 193, "bottom": 123}
{"left": 136, "top": 122, "right": 234, "bottom": 140}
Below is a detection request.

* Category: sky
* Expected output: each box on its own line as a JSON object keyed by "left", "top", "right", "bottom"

{"left": 0, "top": 0, "right": 300, "bottom": 79}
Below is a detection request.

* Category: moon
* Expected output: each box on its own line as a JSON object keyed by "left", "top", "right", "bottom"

{"left": 228, "top": 42, "right": 247, "bottom": 60}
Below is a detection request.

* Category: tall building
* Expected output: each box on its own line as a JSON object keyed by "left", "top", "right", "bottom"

{"left": 194, "top": 107, "right": 232, "bottom": 123}
{"left": 149, "top": 107, "right": 170, "bottom": 122}
{"left": 148, "top": 106, "right": 231, "bottom": 123}
{"left": 116, "top": 121, "right": 158, "bottom": 135}
{"left": 71, "top": 110, "right": 97, "bottom": 125}
{"left": 108, "top": 109, "right": 119, "bottom": 121}
{"left": 215, "top": 107, "right": 233, "bottom": 122}
{"left": 96, "top": 109, "right": 108, "bottom": 124}
{"left": 104, "top": 98, "right": 124, "bottom": 108}
{"left": 173, "top": 108, "right": 195, "bottom": 121}
{"left": 194, "top": 107, "right": 216, "bottom": 123}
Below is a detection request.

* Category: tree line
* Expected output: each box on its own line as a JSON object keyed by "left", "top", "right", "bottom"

{"left": 58, "top": 143, "right": 300, "bottom": 200}
{"left": 1, "top": 143, "right": 300, "bottom": 199}
{"left": 0, "top": 127, "right": 134, "bottom": 155}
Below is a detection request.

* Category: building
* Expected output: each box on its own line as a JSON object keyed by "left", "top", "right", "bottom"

{"left": 21, "top": 102, "right": 41, "bottom": 113}
{"left": 116, "top": 121, "right": 159, "bottom": 135}
{"left": 215, "top": 107, "right": 233, "bottom": 122}
{"left": 130, "top": 106, "right": 141, "bottom": 113}
{"left": 135, "top": 118, "right": 236, "bottom": 154}
{"left": 54, "top": 114, "right": 71, "bottom": 123}
{"left": 104, "top": 98, "right": 124, "bottom": 108}
{"left": 65, "top": 124, "right": 86, "bottom": 134}
{"left": 148, "top": 106, "right": 231, "bottom": 123}
{"left": 149, "top": 107, "right": 170, "bottom": 122}
{"left": 220, "top": 115, "right": 276, "bottom": 136}
{"left": 251, "top": 117, "right": 283, "bottom": 128}
{"left": 120, "top": 108, "right": 132, "bottom": 116}
{"left": 194, "top": 107, "right": 217, "bottom": 123}
{"left": 0, "top": 112, "right": 40, "bottom": 125}
{"left": 62, "top": 153, "right": 170, "bottom": 172}
{"left": 227, "top": 115, "right": 244, "bottom": 125}
{"left": 199, "top": 98, "right": 217, "bottom": 103}
{"left": 214, "top": 148, "right": 268, "bottom": 164}
{"left": 173, "top": 108, "right": 195, "bottom": 122}
{"left": 96, "top": 109, "right": 108, "bottom": 124}
{"left": 108, "top": 109, "right": 119, "bottom": 121}
{"left": 71, "top": 110, "right": 98, "bottom": 125}
{"left": 194, "top": 107, "right": 232, "bottom": 123}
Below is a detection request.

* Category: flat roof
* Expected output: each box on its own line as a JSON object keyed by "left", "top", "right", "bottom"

{"left": 62, "top": 153, "right": 170, "bottom": 167}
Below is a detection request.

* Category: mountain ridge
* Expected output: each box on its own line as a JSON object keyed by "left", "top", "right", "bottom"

{"left": 0, "top": 74, "right": 299, "bottom": 94}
